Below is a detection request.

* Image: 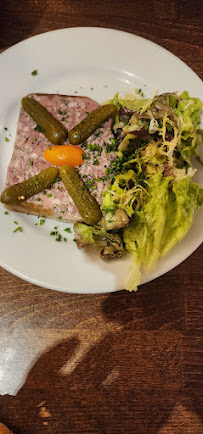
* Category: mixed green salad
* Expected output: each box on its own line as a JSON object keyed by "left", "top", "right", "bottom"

{"left": 74, "top": 90, "right": 203, "bottom": 291}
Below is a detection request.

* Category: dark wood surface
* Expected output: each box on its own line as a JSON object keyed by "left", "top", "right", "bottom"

{"left": 0, "top": 1, "right": 203, "bottom": 433}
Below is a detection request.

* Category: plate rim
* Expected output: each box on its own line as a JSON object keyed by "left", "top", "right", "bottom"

{"left": 0, "top": 26, "right": 202, "bottom": 293}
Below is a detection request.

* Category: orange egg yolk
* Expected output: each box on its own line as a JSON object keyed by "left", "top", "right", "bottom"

{"left": 43, "top": 144, "right": 84, "bottom": 167}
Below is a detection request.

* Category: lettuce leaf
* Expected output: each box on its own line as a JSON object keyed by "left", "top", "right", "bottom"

{"left": 123, "top": 174, "right": 203, "bottom": 291}
{"left": 160, "top": 177, "right": 203, "bottom": 256}
{"left": 175, "top": 91, "right": 203, "bottom": 166}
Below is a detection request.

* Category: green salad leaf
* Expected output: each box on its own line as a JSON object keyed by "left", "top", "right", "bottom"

{"left": 123, "top": 175, "right": 203, "bottom": 291}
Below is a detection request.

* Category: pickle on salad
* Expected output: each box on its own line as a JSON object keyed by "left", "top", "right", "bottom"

{"left": 22, "top": 96, "right": 68, "bottom": 145}
{"left": 1, "top": 167, "right": 59, "bottom": 205}
{"left": 68, "top": 104, "right": 119, "bottom": 145}
{"left": 60, "top": 166, "right": 102, "bottom": 225}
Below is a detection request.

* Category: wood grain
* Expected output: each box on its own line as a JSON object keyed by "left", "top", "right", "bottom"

{"left": 0, "top": 0, "right": 203, "bottom": 433}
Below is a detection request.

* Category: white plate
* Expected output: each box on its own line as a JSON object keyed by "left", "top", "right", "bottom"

{"left": 0, "top": 27, "right": 202, "bottom": 294}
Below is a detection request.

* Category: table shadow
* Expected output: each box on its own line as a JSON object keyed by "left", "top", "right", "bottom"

{"left": 0, "top": 330, "right": 201, "bottom": 434}
{"left": 101, "top": 270, "right": 185, "bottom": 331}
{"left": 0, "top": 269, "right": 201, "bottom": 433}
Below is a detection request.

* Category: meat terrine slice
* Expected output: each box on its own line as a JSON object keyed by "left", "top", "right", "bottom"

{"left": 5, "top": 94, "right": 117, "bottom": 222}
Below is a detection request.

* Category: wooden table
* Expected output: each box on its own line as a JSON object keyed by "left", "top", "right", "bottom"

{"left": 0, "top": 1, "right": 202, "bottom": 433}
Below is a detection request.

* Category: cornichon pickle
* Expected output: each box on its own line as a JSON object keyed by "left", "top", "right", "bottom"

{"left": 68, "top": 104, "right": 119, "bottom": 145}
{"left": 60, "top": 166, "right": 102, "bottom": 225}
{"left": 1, "top": 167, "right": 59, "bottom": 205}
{"left": 22, "top": 96, "right": 68, "bottom": 145}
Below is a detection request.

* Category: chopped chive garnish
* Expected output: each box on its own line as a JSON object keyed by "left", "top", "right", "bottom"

{"left": 64, "top": 227, "right": 71, "bottom": 233}
{"left": 50, "top": 231, "right": 57, "bottom": 236}
{"left": 13, "top": 226, "right": 22, "bottom": 233}
{"left": 31, "top": 69, "right": 38, "bottom": 76}
{"left": 34, "top": 124, "right": 44, "bottom": 133}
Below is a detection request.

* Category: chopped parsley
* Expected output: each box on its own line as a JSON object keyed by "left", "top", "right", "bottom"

{"left": 5, "top": 137, "right": 9, "bottom": 142}
{"left": 36, "top": 197, "right": 41, "bottom": 201}
{"left": 85, "top": 179, "right": 95, "bottom": 189}
{"left": 4, "top": 127, "right": 8, "bottom": 131}
{"left": 31, "top": 70, "right": 38, "bottom": 76}
{"left": 4, "top": 211, "right": 9, "bottom": 215}
{"left": 106, "top": 138, "right": 118, "bottom": 154}
{"left": 34, "top": 124, "right": 44, "bottom": 133}
{"left": 47, "top": 193, "right": 52, "bottom": 198}
{"left": 64, "top": 227, "right": 71, "bottom": 233}
{"left": 29, "top": 160, "right": 33, "bottom": 166}
{"left": 40, "top": 219, "right": 45, "bottom": 225}
{"left": 94, "top": 130, "right": 102, "bottom": 138}
{"left": 58, "top": 109, "right": 63, "bottom": 114}
{"left": 81, "top": 142, "right": 102, "bottom": 154}
{"left": 137, "top": 88, "right": 144, "bottom": 97}
{"left": 50, "top": 229, "right": 64, "bottom": 242}
{"left": 104, "top": 157, "right": 123, "bottom": 180}
{"left": 14, "top": 221, "right": 18, "bottom": 225}
{"left": 83, "top": 153, "right": 91, "bottom": 161}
